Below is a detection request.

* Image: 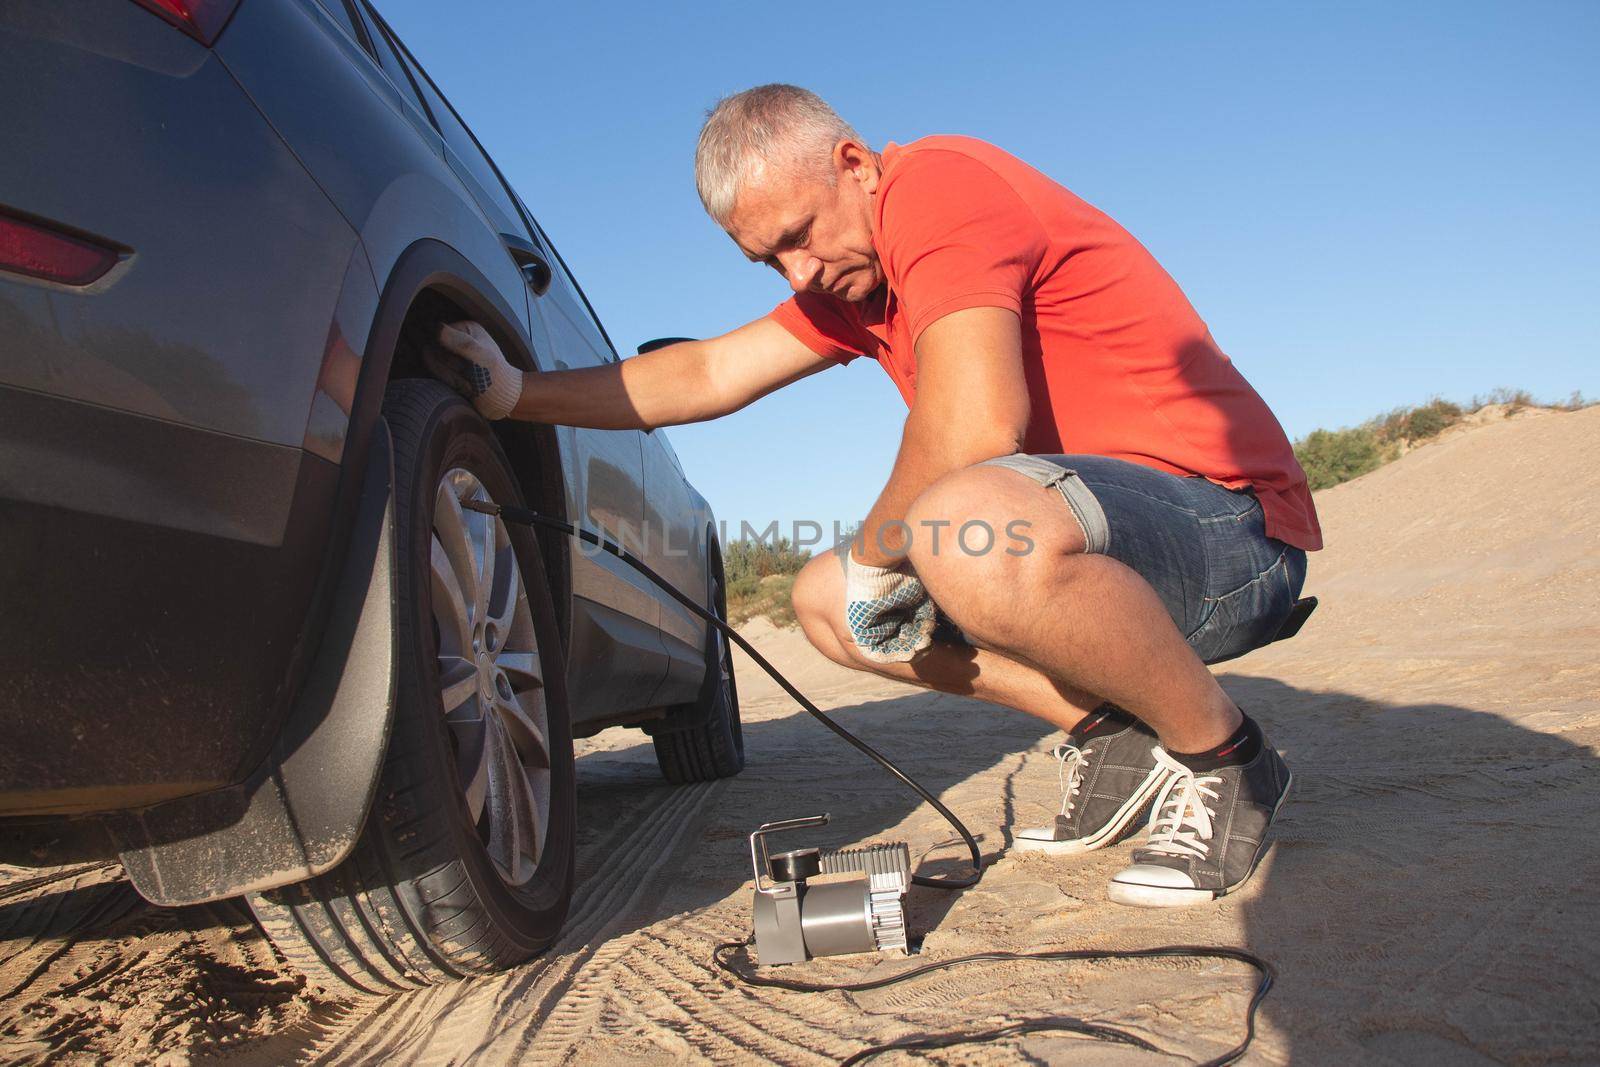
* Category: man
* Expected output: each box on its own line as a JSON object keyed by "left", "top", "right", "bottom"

{"left": 427, "top": 84, "right": 1320, "bottom": 908}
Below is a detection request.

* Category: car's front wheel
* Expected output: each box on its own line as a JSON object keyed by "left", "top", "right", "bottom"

{"left": 248, "top": 379, "right": 575, "bottom": 995}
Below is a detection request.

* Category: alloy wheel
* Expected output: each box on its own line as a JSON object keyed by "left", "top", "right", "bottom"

{"left": 429, "top": 468, "right": 550, "bottom": 887}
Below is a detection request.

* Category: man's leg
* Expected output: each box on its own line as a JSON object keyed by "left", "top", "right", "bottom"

{"left": 898, "top": 464, "right": 1239, "bottom": 753}
{"left": 892, "top": 454, "right": 1293, "bottom": 905}
{"left": 791, "top": 523, "right": 1173, "bottom": 860}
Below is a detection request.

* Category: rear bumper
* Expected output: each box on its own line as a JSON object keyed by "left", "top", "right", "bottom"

{"left": 0, "top": 384, "right": 341, "bottom": 815}
{"left": 0, "top": 422, "right": 398, "bottom": 905}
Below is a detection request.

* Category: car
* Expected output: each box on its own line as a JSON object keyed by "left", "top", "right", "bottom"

{"left": 0, "top": 0, "right": 743, "bottom": 994}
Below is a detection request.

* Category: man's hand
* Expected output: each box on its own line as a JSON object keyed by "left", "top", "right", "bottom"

{"left": 844, "top": 554, "right": 937, "bottom": 663}
{"left": 425, "top": 320, "right": 523, "bottom": 420}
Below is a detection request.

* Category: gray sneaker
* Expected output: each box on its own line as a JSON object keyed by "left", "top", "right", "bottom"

{"left": 1013, "top": 719, "right": 1171, "bottom": 855}
{"left": 1107, "top": 742, "right": 1292, "bottom": 907}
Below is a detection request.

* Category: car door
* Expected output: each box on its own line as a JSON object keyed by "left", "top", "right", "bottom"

{"left": 519, "top": 214, "right": 667, "bottom": 722}
{"left": 637, "top": 427, "right": 710, "bottom": 706}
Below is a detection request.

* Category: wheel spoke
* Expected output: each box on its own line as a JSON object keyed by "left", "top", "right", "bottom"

{"left": 430, "top": 538, "right": 474, "bottom": 657}
{"left": 438, "top": 655, "right": 477, "bottom": 714}
{"left": 528, "top": 765, "right": 551, "bottom": 855}
{"left": 483, "top": 721, "right": 539, "bottom": 884}
{"left": 452, "top": 713, "right": 490, "bottom": 822}
{"left": 495, "top": 650, "right": 543, "bottom": 689}
{"left": 493, "top": 687, "right": 550, "bottom": 769}
{"left": 469, "top": 502, "right": 496, "bottom": 629}
{"left": 433, "top": 486, "right": 479, "bottom": 631}
{"left": 484, "top": 540, "right": 519, "bottom": 640}
{"left": 483, "top": 723, "right": 514, "bottom": 878}
{"left": 499, "top": 741, "right": 543, "bottom": 884}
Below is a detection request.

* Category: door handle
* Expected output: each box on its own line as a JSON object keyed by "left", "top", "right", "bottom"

{"left": 500, "top": 233, "right": 553, "bottom": 296}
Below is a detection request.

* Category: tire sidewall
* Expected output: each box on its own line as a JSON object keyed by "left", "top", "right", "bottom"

{"left": 706, "top": 541, "right": 743, "bottom": 759}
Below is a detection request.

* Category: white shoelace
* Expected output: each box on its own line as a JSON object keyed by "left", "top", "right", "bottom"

{"left": 1051, "top": 742, "right": 1088, "bottom": 818}
{"left": 1142, "top": 748, "right": 1223, "bottom": 860}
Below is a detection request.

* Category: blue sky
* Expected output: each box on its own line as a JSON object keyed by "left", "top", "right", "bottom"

{"left": 381, "top": 0, "right": 1599, "bottom": 539}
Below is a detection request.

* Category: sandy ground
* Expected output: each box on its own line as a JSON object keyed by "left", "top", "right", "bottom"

{"left": 2, "top": 405, "right": 1597, "bottom": 1065}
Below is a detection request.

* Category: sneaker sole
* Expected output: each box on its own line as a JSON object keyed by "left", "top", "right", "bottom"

{"left": 1012, "top": 764, "right": 1171, "bottom": 856}
{"left": 1106, "top": 771, "right": 1294, "bottom": 908}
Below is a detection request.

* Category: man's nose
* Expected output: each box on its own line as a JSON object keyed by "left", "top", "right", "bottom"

{"left": 779, "top": 252, "right": 822, "bottom": 293}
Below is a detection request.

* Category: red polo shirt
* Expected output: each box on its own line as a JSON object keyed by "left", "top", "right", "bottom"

{"left": 769, "top": 135, "right": 1321, "bottom": 551}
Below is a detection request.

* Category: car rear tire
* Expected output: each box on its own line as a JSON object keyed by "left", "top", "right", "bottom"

{"left": 248, "top": 379, "right": 575, "bottom": 995}
{"left": 651, "top": 540, "right": 745, "bottom": 783}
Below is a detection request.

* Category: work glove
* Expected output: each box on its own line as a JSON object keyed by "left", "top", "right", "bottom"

{"left": 843, "top": 554, "right": 938, "bottom": 663}
{"left": 425, "top": 320, "right": 523, "bottom": 420}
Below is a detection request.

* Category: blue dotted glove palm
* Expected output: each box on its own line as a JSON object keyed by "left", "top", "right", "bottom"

{"left": 844, "top": 555, "right": 937, "bottom": 663}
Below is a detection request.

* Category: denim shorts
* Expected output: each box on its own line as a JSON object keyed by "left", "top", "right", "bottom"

{"left": 942, "top": 453, "right": 1308, "bottom": 665}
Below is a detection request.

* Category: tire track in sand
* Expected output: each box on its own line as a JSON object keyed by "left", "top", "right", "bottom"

{"left": 307, "top": 777, "right": 723, "bottom": 1064}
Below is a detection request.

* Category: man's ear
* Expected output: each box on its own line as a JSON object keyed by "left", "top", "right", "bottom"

{"left": 835, "top": 139, "right": 880, "bottom": 195}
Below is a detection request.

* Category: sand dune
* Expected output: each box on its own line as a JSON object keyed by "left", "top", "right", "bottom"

{"left": 2, "top": 406, "right": 1596, "bottom": 1064}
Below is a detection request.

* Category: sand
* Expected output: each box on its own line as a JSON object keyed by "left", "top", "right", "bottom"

{"left": 2, "top": 405, "right": 1597, "bottom": 1064}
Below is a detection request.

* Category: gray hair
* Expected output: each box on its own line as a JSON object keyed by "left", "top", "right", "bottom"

{"left": 695, "top": 84, "right": 862, "bottom": 227}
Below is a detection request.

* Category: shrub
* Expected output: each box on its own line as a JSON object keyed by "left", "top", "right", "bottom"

{"left": 1294, "top": 426, "right": 1392, "bottom": 491}
{"left": 1378, "top": 397, "right": 1462, "bottom": 443}
{"left": 726, "top": 572, "right": 761, "bottom": 602}
{"left": 724, "top": 536, "right": 810, "bottom": 585}
{"left": 1472, "top": 386, "right": 1536, "bottom": 412}
{"left": 722, "top": 536, "right": 811, "bottom": 626}
{"left": 727, "top": 573, "right": 799, "bottom": 628}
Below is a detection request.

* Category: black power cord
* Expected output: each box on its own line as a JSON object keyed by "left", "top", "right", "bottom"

{"left": 463, "top": 498, "right": 1273, "bottom": 1064}
{"left": 712, "top": 938, "right": 1272, "bottom": 1066}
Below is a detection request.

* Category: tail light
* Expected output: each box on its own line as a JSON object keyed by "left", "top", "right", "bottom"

{"left": 0, "top": 209, "right": 124, "bottom": 288}
{"left": 129, "top": 0, "right": 243, "bottom": 46}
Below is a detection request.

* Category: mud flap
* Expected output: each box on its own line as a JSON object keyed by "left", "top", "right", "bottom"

{"left": 115, "top": 423, "right": 398, "bottom": 906}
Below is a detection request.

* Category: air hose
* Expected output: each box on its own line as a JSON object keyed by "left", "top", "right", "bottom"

{"left": 462, "top": 498, "right": 1273, "bottom": 1065}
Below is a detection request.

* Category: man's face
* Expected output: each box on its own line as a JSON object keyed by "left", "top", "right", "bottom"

{"left": 725, "top": 141, "right": 882, "bottom": 303}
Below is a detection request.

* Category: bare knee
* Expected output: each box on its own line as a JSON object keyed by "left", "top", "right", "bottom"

{"left": 790, "top": 552, "right": 858, "bottom": 667}
{"left": 904, "top": 462, "right": 1089, "bottom": 640}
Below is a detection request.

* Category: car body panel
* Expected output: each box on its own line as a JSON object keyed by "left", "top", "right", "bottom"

{"left": 0, "top": 385, "right": 340, "bottom": 814}
{"left": 214, "top": 0, "right": 533, "bottom": 346}
{"left": 521, "top": 231, "right": 671, "bottom": 719}
{"left": 301, "top": 242, "right": 379, "bottom": 464}
{"left": 0, "top": 4, "right": 356, "bottom": 449}
{"left": 641, "top": 428, "right": 714, "bottom": 708}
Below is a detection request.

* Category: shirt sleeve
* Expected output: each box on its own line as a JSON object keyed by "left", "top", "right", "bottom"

{"left": 876, "top": 149, "right": 1049, "bottom": 346}
{"left": 767, "top": 292, "right": 870, "bottom": 365}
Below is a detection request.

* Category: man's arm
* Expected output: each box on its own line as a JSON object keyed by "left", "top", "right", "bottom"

{"left": 852, "top": 306, "right": 1030, "bottom": 567}
{"left": 504, "top": 316, "right": 835, "bottom": 429}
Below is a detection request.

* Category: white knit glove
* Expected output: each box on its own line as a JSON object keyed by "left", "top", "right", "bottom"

{"left": 425, "top": 320, "right": 523, "bottom": 420}
{"left": 844, "top": 555, "right": 937, "bottom": 663}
